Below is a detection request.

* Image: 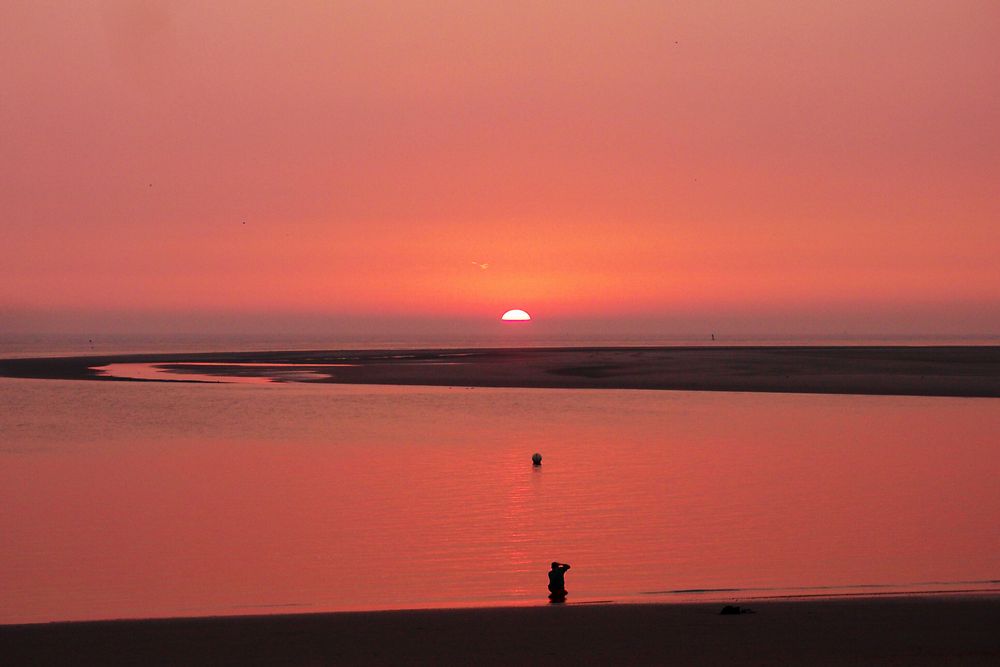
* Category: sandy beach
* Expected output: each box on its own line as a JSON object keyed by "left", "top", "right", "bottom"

{"left": 2, "top": 346, "right": 999, "bottom": 397}
{"left": 2, "top": 595, "right": 998, "bottom": 666}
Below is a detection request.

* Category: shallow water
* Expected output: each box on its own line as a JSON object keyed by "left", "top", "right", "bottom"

{"left": 1, "top": 377, "right": 998, "bottom": 623}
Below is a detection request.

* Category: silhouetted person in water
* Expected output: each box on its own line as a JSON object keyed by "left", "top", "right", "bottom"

{"left": 548, "top": 562, "right": 571, "bottom": 602}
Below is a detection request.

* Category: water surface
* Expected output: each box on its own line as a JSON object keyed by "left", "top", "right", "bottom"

{"left": 1, "top": 377, "right": 998, "bottom": 623}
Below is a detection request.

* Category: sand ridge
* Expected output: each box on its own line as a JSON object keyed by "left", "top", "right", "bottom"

{"left": 2, "top": 346, "right": 999, "bottom": 397}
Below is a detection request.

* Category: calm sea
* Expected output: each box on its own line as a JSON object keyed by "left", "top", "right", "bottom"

{"left": 1, "top": 334, "right": 999, "bottom": 624}
{"left": 3, "top": 332, "right": 999, "bottom": 358}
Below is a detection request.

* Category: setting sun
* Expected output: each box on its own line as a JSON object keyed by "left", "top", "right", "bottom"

{"left": 501, "top": 309, "right": 531, "bottom": 321}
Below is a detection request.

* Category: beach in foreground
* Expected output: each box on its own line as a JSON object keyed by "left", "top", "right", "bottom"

{"left": 2, "top": 346, "right": 999, "bottom": 397}
{"left": 3, "top": 595, "right": 999, "bottom": 666}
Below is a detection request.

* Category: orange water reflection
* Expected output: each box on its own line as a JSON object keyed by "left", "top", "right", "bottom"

{"left": 1, "top": 379, "right": 998, "bottom": 623}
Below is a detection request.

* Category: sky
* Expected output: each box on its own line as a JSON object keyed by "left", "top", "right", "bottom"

{"left": 1, "top": 1, "right": 998, "bottom": 336}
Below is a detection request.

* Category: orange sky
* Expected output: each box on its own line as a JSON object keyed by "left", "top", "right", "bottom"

{"left": 1, "top": 1, "right": 998, "bottom": 335}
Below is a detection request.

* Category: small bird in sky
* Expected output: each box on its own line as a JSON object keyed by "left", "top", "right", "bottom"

{"left": 471, "top": 261, "right": 489, "bottom": 270}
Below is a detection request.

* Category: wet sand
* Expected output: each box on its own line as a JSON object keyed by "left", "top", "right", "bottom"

{"left": 2, "top": 346, "right": 999, "bottom": 397}
{"left": 2, "top": 596, "right": 998, "bottom": 666}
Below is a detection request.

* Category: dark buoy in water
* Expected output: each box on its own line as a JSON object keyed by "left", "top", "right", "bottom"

{"left": 532, "top": 452, "right": 542, "bottom": 466}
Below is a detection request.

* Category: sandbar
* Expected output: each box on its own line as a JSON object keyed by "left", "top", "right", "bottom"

{"left": 1, "top": 346, "right": 999, "bottom": 397}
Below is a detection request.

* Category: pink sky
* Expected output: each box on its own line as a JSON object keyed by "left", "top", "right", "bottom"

{"left": 1, "top": 1, "right": 998, "bottom": 335}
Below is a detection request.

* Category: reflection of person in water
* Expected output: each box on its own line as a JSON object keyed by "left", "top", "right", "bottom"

{"left": 548, "top": 562, "right": 571, "bottom": 601}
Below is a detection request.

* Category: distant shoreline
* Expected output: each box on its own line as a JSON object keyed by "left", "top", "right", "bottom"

{"left": 2, "top": 595, "right": 998, "bottom": 665}
{"left": 2, "top": 345, "right": 999, "bottom": 397}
